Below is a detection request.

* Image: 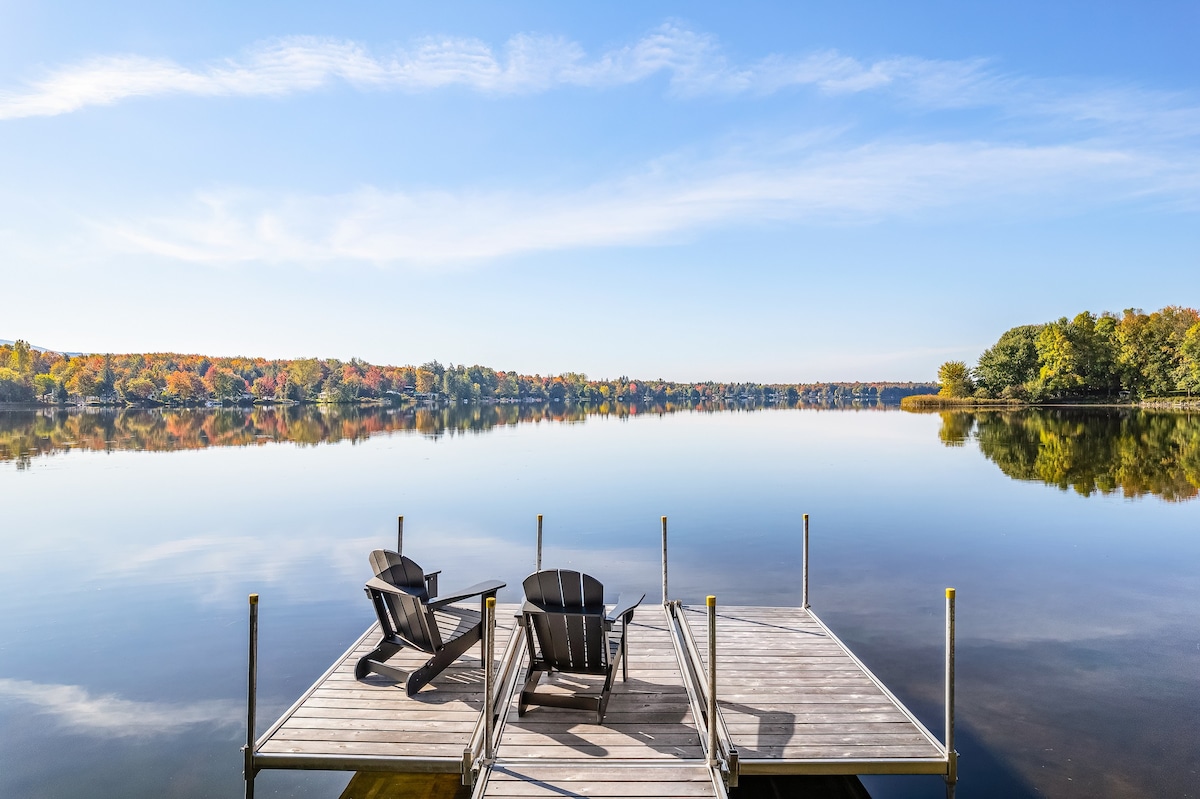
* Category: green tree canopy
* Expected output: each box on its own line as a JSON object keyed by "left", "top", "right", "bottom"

{"left": 975, "top": 324, "right": 1044, "bottom": 394}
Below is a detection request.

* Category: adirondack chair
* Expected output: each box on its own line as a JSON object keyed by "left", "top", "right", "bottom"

{"left": 356, "top": 549, "right": 505, "bottom": 696}
{"left": 519, "top": 569, "right": 645, "bottom": 724}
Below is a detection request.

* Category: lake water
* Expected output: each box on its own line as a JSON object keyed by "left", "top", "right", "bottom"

{"left": 1, "top": 405, "right": 1197, "bottom": 798}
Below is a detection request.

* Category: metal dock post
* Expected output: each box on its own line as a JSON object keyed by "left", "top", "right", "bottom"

{"left": 484, "top": 597, "right": 496, "bottom": 763}
{"left": 242, "top": 593, "right": 258, "bottom": 799}
{"left": 802, "top": 513, "right": 810, "bottom": 609}
{"left": 945, "top": 587, "right": 958, "bottom": 798}
{"left": 706, "top": 595, "right": 717, "bottom": 769}
{"left": 661, "top": 516, "right": 669, "bottom": 605}
{"left": 535, "top": 514, "right": 543, "bottom": 571}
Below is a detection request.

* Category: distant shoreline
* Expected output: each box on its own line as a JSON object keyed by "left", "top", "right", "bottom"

{"left": 900, "top": 394, "right": 1200, "bottom": 411}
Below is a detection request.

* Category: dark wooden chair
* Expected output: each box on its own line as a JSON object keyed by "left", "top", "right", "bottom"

{"left": 356, "top": 549, "right": 505, "bottom": 696}
{"left": 518, "top": 569, "right": 644, "bottom": 724}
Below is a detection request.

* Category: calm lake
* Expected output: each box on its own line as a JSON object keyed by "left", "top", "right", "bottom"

{"left": 1, "top": 404, "right": 1197, "bottom": 798}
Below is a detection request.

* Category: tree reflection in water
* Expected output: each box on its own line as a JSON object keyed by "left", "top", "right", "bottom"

{"left": 936, "top": 409, "right": 1200, "bottom": 501}
{"left": 2, "top": 400, "right": 852, "bottom": 469}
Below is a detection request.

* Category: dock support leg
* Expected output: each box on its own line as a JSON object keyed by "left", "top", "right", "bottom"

{"left": 944, "top": 587, "right": 957, "bottom": 799}
{"left": 243, "top": 593, "right": 259, "bottom": 799}
{"left": 397, "top": 515, "right": 404, "bottom": 555}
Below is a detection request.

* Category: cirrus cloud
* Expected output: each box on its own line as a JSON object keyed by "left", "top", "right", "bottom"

{"left": 92, "top": 137, "right": 1196, "bottom": 268}
{"left": 0, "top": 23, "right": 999, "bottom": 119}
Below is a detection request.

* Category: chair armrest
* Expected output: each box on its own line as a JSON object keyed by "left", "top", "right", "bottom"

{"left": 521, "top": 599, "right": 544, "bottom": 616}
{"left": 364, "top": 576, "right": 424, "bottom": 597}
{"left": 423, "top": 570, "right": 441, "bottom": 599}
{"left": 606, "top": 593, "right": 645, "bottom": 625}
{"left": 428, "top": 579, "right": 506, "bottom": 610}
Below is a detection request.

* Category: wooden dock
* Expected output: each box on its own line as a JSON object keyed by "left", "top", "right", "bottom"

{"left": 245, "top": 512, "right": 956, "bottom": 797}
{"left": 248, "top": 601, "right": 955, "bottom": 798}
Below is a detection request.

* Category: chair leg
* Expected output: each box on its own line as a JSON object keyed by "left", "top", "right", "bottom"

{"left": 355, "top": 640, "right": 403, "bottom": 679}
{"left": 518, "top": 668, "right": 543, "bottom": 716}
{"left": 597, "top": 685, "right": 612, "bottom": 724}
{"left": 622, "top": 625, "right": 629, "bottom": 682}
{"left": 406, "top": 623, "right": 483, "bottom": 695}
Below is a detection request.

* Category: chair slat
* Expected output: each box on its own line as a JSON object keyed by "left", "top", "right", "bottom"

{"left": 560, "top": 571, "right": 584, "bottom": 608}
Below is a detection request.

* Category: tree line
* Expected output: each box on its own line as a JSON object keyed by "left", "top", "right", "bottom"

{"left": 936, "top": 306, "right": 1200, "bottom": 401}
{"left": 0, "top": 341, "right": 935, "bottom": 407}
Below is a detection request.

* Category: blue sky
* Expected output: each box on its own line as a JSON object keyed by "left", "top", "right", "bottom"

{"left": 1, "top": 1, "right": 1197, "bottom": 382}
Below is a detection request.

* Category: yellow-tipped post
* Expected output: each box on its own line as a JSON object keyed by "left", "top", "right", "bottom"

{"left": 484, "top": 596, "right": 497, "bottom": 761}
{"left": 706, "top": 595, "right": 717, "bottom": 767}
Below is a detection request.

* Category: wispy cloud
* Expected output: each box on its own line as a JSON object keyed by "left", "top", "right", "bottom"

{"left": 0, "top": 23, "right": 1001, "bottom": 119}
{"left": 0, "top": 678, "right": 240, "bottom": 737}
{"left": 94, "top": 138, "right": 1196, "bottom": 267}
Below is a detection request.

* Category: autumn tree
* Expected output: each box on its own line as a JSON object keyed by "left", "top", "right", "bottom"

{"left": 251, "top": 375, "right": 276, "bottom": 400}
{"left": 6, "top": 340, "right": 33, "bottom": 374}
{"left": 415, "top": 368, "right": 437, "bottom": 395}
{"left": 33, "top": 373, "right": 57, "bottom": 400}
{"left": 164, "top": 370, "right": 202, "bottom": 403}
{"left": 937, "top": 361, "right": 974, "bottom": 398}
{"left": 1176, "top": 323, "right": 1200, "bottom": 396}
{"left": 1114, "top": 307, "right": 1199, "bottom": 397}
{"left": 288, "top": 358, "right": 322, "bottom": 401}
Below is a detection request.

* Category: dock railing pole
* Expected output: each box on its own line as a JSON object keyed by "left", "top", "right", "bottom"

{"left": 802, "top": 513, "right": 810, "bottom": 610}
{"left": 706, "top": 594, "right": 717, "bottom": 768}
{"left": 242, "top": 593, "right": 258, "bottom": 799}
{"left": 536, "top": 514, "right": 543, "bottom": 572}
{"left": 661, "top": 516, "right": 669, "bottom": 605}
{"left": 945, "top": 587, "right": 958, "bottom": 799}
{"left": 484, "top": 596, "right": 496, "bottom": 763}
{"left": 397, "top": 515, "right": 404, "bottom": 555}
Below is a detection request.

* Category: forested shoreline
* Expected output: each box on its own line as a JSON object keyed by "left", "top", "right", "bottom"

{"left": 0, "top": 341, "right": 934, "bottom": 407}
{"left": 930, "top": 306, "right": 1200, "bottom": 403}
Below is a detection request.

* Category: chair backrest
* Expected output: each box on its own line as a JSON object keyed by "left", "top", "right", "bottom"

{"left": 370, "top": 549, "right": 428, "bottom": 599}
{"left": 368, "top": 549, "right": 441, "bottom": 653}
{"left": 522, "top": 570, "right": 608, "bottom": 672}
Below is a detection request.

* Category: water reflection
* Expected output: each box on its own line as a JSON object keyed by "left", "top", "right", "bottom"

{"left": 932, "top": 408, "right": 1200, "bottom": 501}
{"left": 0, "top": 400, "right": 889, "bottom": 468}
{"left": 0, "top": 678, "right": 240, "bottom": 737}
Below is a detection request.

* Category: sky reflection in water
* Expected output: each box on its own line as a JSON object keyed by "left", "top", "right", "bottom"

{"left": 0, "top": 406, "right": 1197, "bottom": 798}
